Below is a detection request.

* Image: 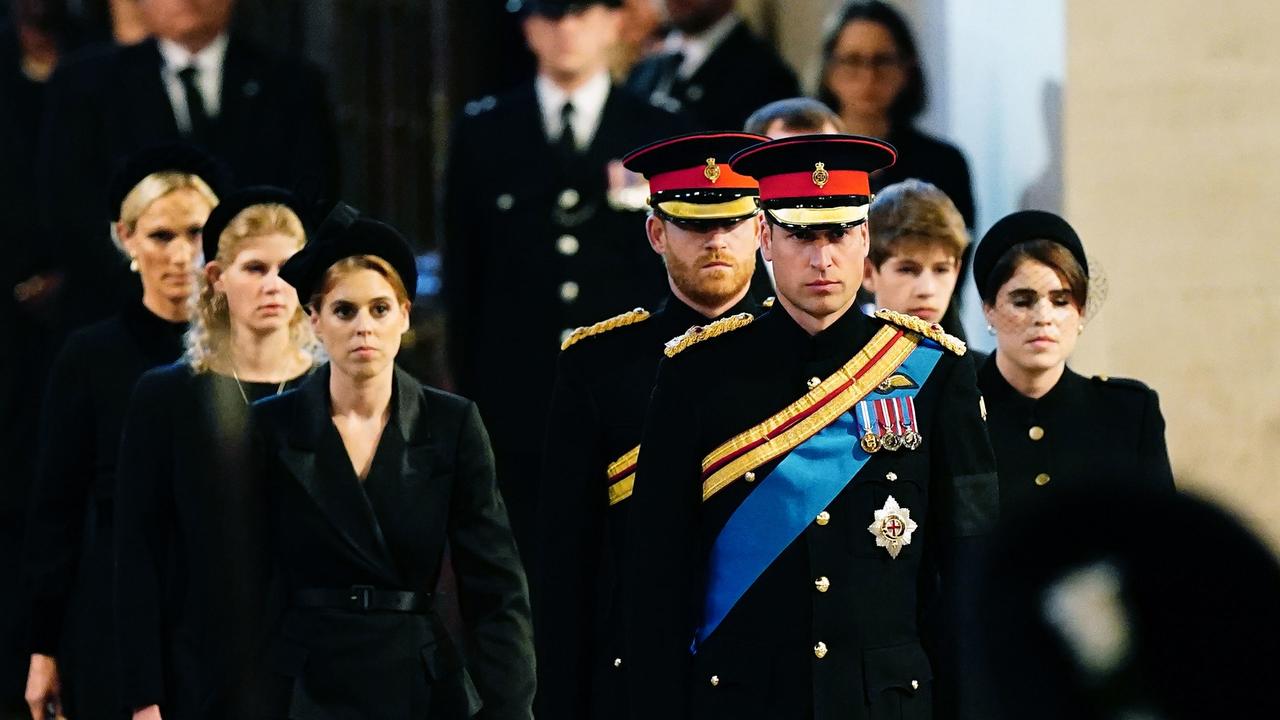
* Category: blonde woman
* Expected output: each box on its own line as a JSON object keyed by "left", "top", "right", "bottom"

{"left": 23, "top": 144, "right": 224, "bottom": 720}
{"left": 114, "top": 187, "right": 320, "bottom": 720}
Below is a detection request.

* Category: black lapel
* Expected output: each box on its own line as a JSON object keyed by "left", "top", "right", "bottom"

{"left": 215, "top": 34, "right": 262, "bottom": 157}
{"left": 393, "top": 365, "right": 436, "bottom": 475}
{"left": 120, "top": 39, "right": 181, "bottom": 142}
{"left": 686, "top": 21, "right": 751, "bottom": 88}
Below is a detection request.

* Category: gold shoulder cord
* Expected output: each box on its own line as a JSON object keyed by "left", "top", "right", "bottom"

{"left": 561, "top": 308, "right": 651, "bottom": 351}
{"left": 873, "top": 309, "right": 967, "bottom": 356}
{"left": 663, "top": 312, "right": 754, "bottom": 358}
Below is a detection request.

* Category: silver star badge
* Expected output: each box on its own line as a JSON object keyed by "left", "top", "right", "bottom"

{"left": 867, "top": 495, "right": 919, "bottom": 559}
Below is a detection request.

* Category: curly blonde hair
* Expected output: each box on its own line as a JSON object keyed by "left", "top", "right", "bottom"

{"left": 185, "top": 203, "right": 323, "bottom": 373}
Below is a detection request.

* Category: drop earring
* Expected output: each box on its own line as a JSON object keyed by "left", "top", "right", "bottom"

{"left": 986, "top": 323, "right": 995, "bottom": 335}
{"left": 129, "top": 257, "right": 139, "bottom": 272}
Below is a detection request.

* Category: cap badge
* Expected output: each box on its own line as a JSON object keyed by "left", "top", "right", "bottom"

{"left": 868, "top": 495, "right": 918, "bottom": 559}
{"left": 704, "top": 157, "right": 721, "bottom": 184}
{"left": 812, "top": 162, "right": 830, "bottom": 189}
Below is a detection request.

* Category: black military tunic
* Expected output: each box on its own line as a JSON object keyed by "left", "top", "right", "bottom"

{"left": 536, "top": 292, "right": 762, "bottom": 720}
{"left": 976, "top": 355, "right": 1175, "bottom": 517}
{"left": 442, "top": 83, "right": 687, "bottom": 547}
{"left": 624, "top": 305, "right": 999, "bottom": 720}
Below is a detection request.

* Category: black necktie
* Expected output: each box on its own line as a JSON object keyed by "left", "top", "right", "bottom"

{"left": 177, "top": 65, "right": 212, "bottom": 143}
{"left": 660, "top": 50, "right": 685, "bottom": 95}
{"left": 558, "top": 101, "right": 578, "bottom": 157}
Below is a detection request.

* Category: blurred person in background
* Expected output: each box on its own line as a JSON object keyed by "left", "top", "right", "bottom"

{"left": 443, "top": 0, "right": 686, "bottom": 552}
{"left": 817, "top": 1, "right": 975, "bottom": 229}
{"left": 627, "top": 0, "right": 798, "bottom": 130}
{"left": 609, "top": 0, "right": 665, "bottom": 81}
{"left": 22, "top": 145, "right": 224, "bottom": 720}
{"left": 972, "top": 210, "right": 1174, "bottom": 521}
{"left": 37, "top": 0, "right": 339, "bottom": 331}
{"left": 114, "top": 188, "right": 319, "bottom": 720}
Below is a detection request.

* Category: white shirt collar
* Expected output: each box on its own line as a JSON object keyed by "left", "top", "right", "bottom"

{"left": 158, "top": 33, "right": 229, "bottom": 118}
{"left": 534, "top": 70, "right": 611, "bottom": 150}
{"left": 665, "top": 12, "right": 740, "bottom": 79}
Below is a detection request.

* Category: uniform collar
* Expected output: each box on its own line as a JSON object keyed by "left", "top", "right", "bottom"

{"left": 656, "top": 289, "right": 761, "bottom": 332}
{"left": 768, "top": 301, "right": 871, "bottom": 361}
{"left": 978, "top": 353, "right": 1083, "bottom": 409}
{"left": 664, "top": 12, "right": 740, "bottom": 79}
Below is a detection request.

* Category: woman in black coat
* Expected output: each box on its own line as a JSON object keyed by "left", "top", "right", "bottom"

{"left": 22, "top": 145, "right": 224, "bottom": 720}
{"left": 250, "top": 213, "right": 535, "bottom": 719}
{"left": 114, "top": 188, "right": 320, "bottom": 720}
{"left": 972, "top": 210, "right": 1174, "bottom": 518}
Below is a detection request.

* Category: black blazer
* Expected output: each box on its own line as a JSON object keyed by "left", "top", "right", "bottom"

{"left": 875, "top": 126, "right": 975, "bottom": 229}
{"left": 624, "top": 307, "right": 999, "bottom": 720}
{"left": 250, "top": 365, "right": 535, "bottom": 720}
{"left": 36, "top": 35, "right": 340, "bottom": 325}
{"left": 114, "top": 365, "right": 307, "bottom": 718}
{"left": 626, "top": 19, "right": 799, "bottom": 132}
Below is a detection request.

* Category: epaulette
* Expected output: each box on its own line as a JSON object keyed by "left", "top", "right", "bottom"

{"left": 463, "top": 95, "right": 498, "bottom": 117}
{"left": 664, "top": 312, "right": 753, "bottom": 358}
{"left": 561, "top": 308, "right": 651, "bottom": 351}
{"left": 762, "top": 296, "right": 776, "bottom": 308}
{"left": 873, "top": 308, "right": 966, "bottom": 356}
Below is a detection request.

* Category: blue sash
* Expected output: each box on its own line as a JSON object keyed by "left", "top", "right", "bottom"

{"left": 693, "top": 341, "right": 944, "bottom": 650}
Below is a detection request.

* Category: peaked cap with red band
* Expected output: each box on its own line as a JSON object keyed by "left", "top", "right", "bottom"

{"left": 622, "top": 131, "right": 769, "bottom": 224}
{"left": 728, "top": 133, "right": 897, "bottom": 229}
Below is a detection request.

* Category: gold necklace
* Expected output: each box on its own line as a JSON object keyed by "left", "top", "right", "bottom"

{"left": 230, "top": 369, "right": 288, "bottom": 406}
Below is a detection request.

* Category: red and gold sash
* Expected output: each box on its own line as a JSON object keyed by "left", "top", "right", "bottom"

{"left": 606, "top": 445, "right": 640, "bottom": 506}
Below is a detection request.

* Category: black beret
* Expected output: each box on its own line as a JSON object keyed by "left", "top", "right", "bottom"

{"left": 108, "top": 142, "right": 231, "bottom": 222}
{"left": 973, "top": 210, "right": 1088, "bottom": 298}
{"left": 279, "top": 206, "right": 417, "bottom": 304}
{"left": 511, "top": 0, "right": 622, "bottom": 18}
{"left": 200, "top": 186, "right": 305, "bottom": 262}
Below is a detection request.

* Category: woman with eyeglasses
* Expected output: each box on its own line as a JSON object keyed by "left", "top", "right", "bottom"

{"left": 817, "top": 1, "right": 975, "bottom": 228}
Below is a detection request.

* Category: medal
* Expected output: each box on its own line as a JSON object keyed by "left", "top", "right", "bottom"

{"left": 867, "top": 495, "right": 919, "bottom": 559}
{"left": 900, "top": 397, "right": 922, "bottom": 451}
{"left": 876, "top": 400, "right": 901, "bottom": 451}
{"left": 858, "top": 401, "right": 880, "bottom": 454}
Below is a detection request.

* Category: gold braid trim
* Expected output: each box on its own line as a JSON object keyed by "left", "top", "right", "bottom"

{"left": 873, "top": 308, "right": 967, "bottom": 356}
{"left": 606, "top": 445, "right": 640, "bottom": 506}
{"left": 663, "top": 312, "right": 754, "bottom": 358}
{"left": 561, "top": 308, "right": 651, "bottom": 351}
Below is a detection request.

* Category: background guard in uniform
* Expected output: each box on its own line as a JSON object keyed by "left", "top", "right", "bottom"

{"left": 624, "top": 134, "right": 999, "bottom": 720}
{"left": 535, "top": 130, "right": 770, "bottom": 720}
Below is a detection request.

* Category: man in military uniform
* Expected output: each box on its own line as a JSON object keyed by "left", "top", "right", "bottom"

{"left": 536, "top": 130, "right": 771, "bottom": 720}
{"left": 442, "top": 0, "right": 688, "bottom": 549}
{"left": 624, "top": 135, "right": 999, "bottom": 720}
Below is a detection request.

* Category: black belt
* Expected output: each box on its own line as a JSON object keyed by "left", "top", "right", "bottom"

{"left": 292, "top": 586, "right": 432, "bottom": 613}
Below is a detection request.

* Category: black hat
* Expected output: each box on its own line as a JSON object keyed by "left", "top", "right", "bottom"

{"left": 622, "top": 131, "right": 769, "bottom": 225}
{"left": 200, "top": 186, "right": 305, "bottom": 262}
{"left": 973, "top": 210, "right": 1088, "bottom": 299}
{"left": 511, "top": 0, "right": 621, "bottom": 18}
{"left": 108, "top": 142, "right": 231, "bottom": 222}
{"left": 279, "top": 207, "right": 417, "bottom": 304}
{"left": 728, "top": 134, "right": 896, "bottom": 229}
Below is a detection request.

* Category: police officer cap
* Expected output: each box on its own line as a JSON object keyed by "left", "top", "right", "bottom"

{"left": 279, "top": 205, "right": 418, "bottom": 303}
{"left": 511, "top": 0, "right": 621, "bottom": 18}
{"left": 973, "top": 210, "right": 1088, "bottom": 299}
{"left": 108, "top": 142, "right": 231, "bottom": 222}
{"left": 623, "top": 131, "right": 769, "bottom": 225}
{"left": 200, "top": 186, "right": 305, "bottom": 263}
{"left": 729, "top": 134, "right": 896, "bottom": 230}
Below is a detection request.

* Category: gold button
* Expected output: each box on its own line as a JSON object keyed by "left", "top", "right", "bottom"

{"left": 1035, "top": 473, "right": 1051, "bottom": 487}
{"left": 911, "top": 679, "right": 920, "bottom": 690}
{"left": 814, "top": 576, "right": 830, "bottom": 593}
{"left": 556, "top": 234, "right": 580, "bottom": 256}
{"left": 559, "top": 281, "right": 580, "bottom": 302}
{"left": 558, "top": 188, "right": 580, "bottom": 208}
{"left": 814, "top": 642, "right": 828, "bottom": 659}
{"left": 710, "top": 675, "right": 720, "bottom": 687}
{"left": 613, "top": 658, "right": 622, "bottom": 668}
{"left": 1029, "top": 426, "right": 1045, "bottom": 441}
{"left": 807, "top": 376, "right": 821, "bottom": 389}
{"left": 886, "top": 472, "right": 898, "bottom": 482}
{"left": 744, "top": 471, "right": 756, "bottom": 483}
{"left": 815, "top": 511, "right": 830, "bottom": 526}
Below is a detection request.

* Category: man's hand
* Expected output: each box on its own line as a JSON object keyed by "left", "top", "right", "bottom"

{"left": 25, "top": 653, "right": 63, "bottom": 720}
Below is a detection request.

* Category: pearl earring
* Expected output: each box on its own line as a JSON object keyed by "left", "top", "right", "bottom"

{"left": 129, "top": 258, "right": 139, "bottom": 272}
{"left": 986, "top": 323, "right": 995, "bottom": 335}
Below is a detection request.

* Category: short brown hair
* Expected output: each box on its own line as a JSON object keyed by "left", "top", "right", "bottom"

{"left": 980, "top": 239, "right": 1088, "bottom": 311}
{"left": 868, "top": 179, "right": 968, "bottom": 267}
{"left": 310, "top": 254, "right": 411, "bottom": 311}
{"left": 743, "top": 97, "right": 846, "bottom": 136}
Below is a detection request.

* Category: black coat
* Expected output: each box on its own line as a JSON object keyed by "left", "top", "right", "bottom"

{"left": 875, "top": 126, "right": 975, "bottom": 229}
{"left": 535, "top": 292, "right": 763, "bottom": 720}
{"left": 22, "top": 301, "right": 187, "bottom": 719}
{"left": 249, "top": 365, "right": 535, "bottom": 720}
{"left": 114, "top": 364, "right": 309, "bottom": 718}
{"left": 442, "top": 82, "right": 686, "bottom": 546}
{"left": 624, "top": 306, "right": 999, "bottom": 720}
{"left": 975, "top": 356, "right": 1175, "bottom": 518}
{"left": 36, "top": 35, "right": 339, "bottom": 326}
{"left": 626, "top": 19, "right": 800, "bottom": 132}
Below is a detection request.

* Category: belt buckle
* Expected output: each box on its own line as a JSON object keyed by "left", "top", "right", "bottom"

{"left": 349, "top": 585, "right": 375, "bottom": 611}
